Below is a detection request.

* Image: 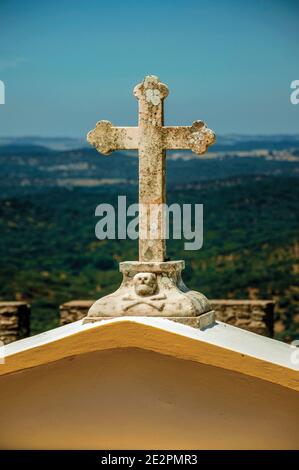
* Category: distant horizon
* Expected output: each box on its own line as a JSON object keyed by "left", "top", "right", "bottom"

{"left": 1, "top": 133, "right": 299, "bottom": 140}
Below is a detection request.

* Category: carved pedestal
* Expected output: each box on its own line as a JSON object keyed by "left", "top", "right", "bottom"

{"left": 83, "top": 261, "right": 215, "bottom": 329}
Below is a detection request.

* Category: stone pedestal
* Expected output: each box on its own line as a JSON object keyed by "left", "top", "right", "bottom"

{"left": 83, "top": 261, "right": 215, "bottom": 329}
{"left": 0, "top": 302, "right": 30, "bottom": 344}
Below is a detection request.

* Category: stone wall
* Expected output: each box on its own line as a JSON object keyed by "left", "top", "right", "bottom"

{"left": 210, "top": 300, "right": 274, "bottom": 337}
{"left": 0, "top": 299, "right": 274, "bottom": 344}
{"left": 60, "top": 299, "right": 275, "bottom": 337}
{"left": 0, "top": 302, "right": 31, "bottom": 345}
{"left": 60, "top": 300, "right": 93, "bottom": 326}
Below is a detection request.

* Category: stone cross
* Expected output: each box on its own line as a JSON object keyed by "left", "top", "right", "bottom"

{"left": 85, "top": 75, "right": 216, "bottom": 327}
{"left": 87, "top": 75, "right": 215, "bottom": 262}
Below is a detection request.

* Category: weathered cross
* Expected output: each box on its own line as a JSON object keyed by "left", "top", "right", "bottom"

{"left": 88, "top": 75, "right": 215, "bottom": 262}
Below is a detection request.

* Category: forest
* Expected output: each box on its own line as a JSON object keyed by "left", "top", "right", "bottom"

{"left": 0, "top": 173, "right": 298, "bottom": 342}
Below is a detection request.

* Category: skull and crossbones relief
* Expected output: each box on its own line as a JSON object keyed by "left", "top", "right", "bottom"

{"left": 122, "top": 272, "right": 166, "bottom": 312}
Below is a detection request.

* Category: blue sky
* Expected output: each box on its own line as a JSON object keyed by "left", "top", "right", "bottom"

{"left": 0, "top": 0, "right": 298, "bottom": 137}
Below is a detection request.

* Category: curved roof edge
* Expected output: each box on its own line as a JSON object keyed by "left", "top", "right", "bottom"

{"left": 1, "top": 317, "right": 299, "bottom": 391}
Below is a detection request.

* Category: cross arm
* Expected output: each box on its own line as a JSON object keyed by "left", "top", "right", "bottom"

{"left": 163, "top": 120, "right": 216, "bottom": 155}
{"left": 87, "top": 120, "right": 139, "bottom": 155}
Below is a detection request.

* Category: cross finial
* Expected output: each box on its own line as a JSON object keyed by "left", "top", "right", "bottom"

{"left": 133, "top": 74, "right": 169, "bottom": 103}
{"left": 88, "top": 75, "right": 216, "bottom": 262}
{"left": 84, "top": 76, "right": 216, "bottom": 328}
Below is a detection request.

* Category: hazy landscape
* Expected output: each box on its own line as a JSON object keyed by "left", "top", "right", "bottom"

{"left": 0, "top": 135, "right": 298, "bottom": 342}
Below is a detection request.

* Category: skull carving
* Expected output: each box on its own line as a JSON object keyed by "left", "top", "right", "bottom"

{"left": 133, "top": 272, "right": 157, "bottom": 297}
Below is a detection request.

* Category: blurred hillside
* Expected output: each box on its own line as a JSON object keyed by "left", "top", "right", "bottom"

{"left": 0, "top": 136, "right": 298, "bottom": 341}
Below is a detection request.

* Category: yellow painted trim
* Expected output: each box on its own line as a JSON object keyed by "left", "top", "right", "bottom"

{"left": 1, "top": 320, "right": 299, "bottom": 391}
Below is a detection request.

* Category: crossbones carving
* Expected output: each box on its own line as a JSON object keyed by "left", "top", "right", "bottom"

{"left": 122, "top": 293, "right": 167, "bottom": 312}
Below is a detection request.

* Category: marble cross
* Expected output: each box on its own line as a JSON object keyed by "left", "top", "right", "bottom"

{"left": 87, "top": 75, "right": 215, "bottom": 262}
